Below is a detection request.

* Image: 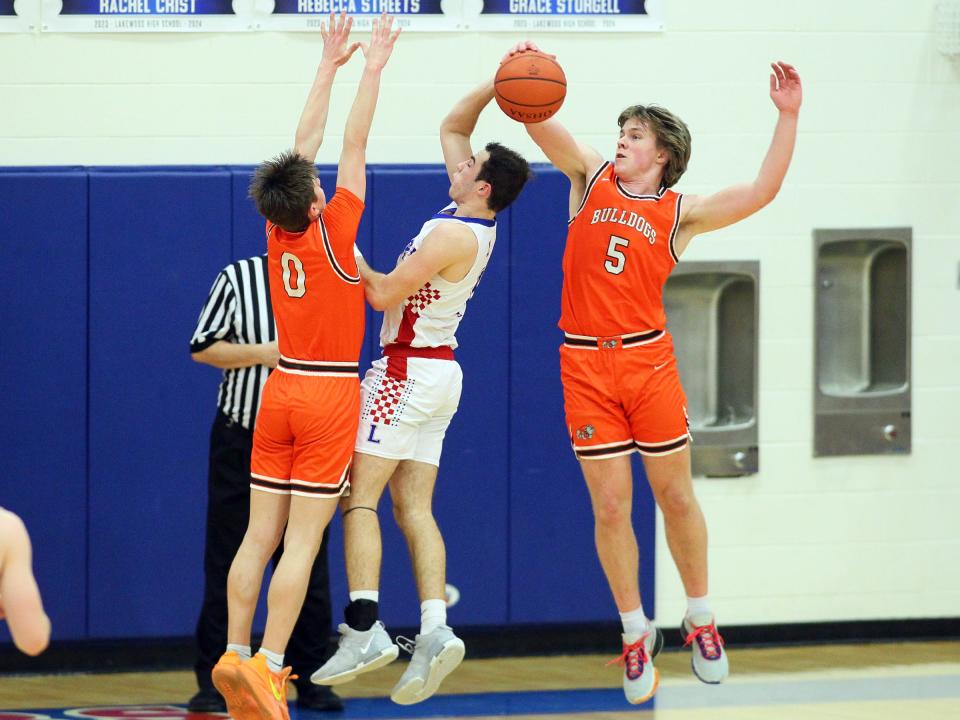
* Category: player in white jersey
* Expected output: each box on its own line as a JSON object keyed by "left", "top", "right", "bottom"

{"left": 311, "top": 79, "right": 531, "bottom": 705}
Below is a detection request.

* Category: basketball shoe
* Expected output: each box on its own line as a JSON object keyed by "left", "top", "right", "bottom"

{"left": 211, "top": 650, "right": 258, "bottom": 720}
{"left": 235, "top": 653, "right": 295, "bottom": 720}
{"left": 608, "top": 626, "right": 663, "bottom": 705}
{"left": 682, "top": 613, "right": 729, "bottom": 683}
{"left": 390, "top": 625, "right": 465, "bottom": 705}
{"left": 310, "top": 621, "right": 399, "bottom": 685}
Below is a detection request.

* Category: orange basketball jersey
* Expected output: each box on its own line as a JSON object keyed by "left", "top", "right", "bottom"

{"left": 266, "top": 187, "right": 365, "bottom": 364}
{"left": 560, "top": 162, "right": 683, "bottom": 337}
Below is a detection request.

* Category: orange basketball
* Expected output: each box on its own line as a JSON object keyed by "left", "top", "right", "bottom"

{"left": 494, "top": 51, "right": 567, "bottom": 124}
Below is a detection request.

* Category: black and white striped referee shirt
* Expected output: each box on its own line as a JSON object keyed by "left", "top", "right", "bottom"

{"left": 190, "top": 255, "right": 275, "bottom": 430}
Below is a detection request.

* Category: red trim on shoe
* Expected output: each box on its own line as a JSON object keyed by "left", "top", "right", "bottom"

{"left": 606, "top": 632, "right": 652, "bottom": 680}
{"left": 684, "top": 621, "right": 725, "bottom": 660}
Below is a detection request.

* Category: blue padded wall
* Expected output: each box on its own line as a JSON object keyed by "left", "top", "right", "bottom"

{"left": 0, "top": 164, "right": 657, "bottom": 645}
{"left": 87, "top": 170, "right": 233, "bottom": 638}
{"left": 508, "top": 167, "right": 657, "bottom": 623}
{"left": 0, "top": 172, "right": 89, "bottom": 642}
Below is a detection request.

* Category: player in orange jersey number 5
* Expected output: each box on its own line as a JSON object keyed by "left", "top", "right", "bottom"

{"left": 509, "top": 42, "right": 801, "bottom": 705}
{"left": 211, "top": 12, "right": 400, "bottom": 720}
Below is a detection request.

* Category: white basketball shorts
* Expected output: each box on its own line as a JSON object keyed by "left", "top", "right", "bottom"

{"left": 354, "top": 355, "right": 463, "bottom": 466}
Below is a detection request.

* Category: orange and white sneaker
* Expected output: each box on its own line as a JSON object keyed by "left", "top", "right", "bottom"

{"left": 682, "top": 614, "right": 729, "bottom": 684}
{"left": 235, "top": 653, "right": 296, "bottom": 720}
{"left": 607, "top": 627, "right": 662, "bottom": 705}
{"left": 211, "top": 651, "right": 256, "bottom": 720}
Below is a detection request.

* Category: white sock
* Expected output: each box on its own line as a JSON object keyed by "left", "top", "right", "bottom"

{"left": 258, "top": 648, "right": 284, "bottom": 673}
{"left": 619, "top": 606, "right": 651, "bottom": 638}
{"left": 420, "top": 598, "right": 447, "bottom": 636}
{"left": 686, "top": 594, "right": 713, "bottom": 620}
{"left": 226, "top": 643, "right": 251, "bottom": 660}
{"left": 350, "top": 590, "right": 380, "bottom": 603}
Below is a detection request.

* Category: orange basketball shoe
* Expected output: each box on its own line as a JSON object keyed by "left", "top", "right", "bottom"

{"left": 236, "top": 653, "right": 295, "bottom": 720}
{"left": 211, "top": 651, "right": 257, "bottom": 720}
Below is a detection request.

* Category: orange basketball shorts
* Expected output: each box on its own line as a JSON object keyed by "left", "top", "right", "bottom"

{"left": 250, "top": 370, "right": 360, "bottom": 498}
{"left": 559, "top": 329, "right": 690, "bottom": 461}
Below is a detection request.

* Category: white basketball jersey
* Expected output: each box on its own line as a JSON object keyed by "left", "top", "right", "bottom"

{"left": 379, "top": 204, "right": 497, "bottom": 350}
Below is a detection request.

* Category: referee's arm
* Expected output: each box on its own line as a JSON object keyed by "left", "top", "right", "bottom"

{"left": 190, "top": 267, "right": 278, "bottom": 369}
{"left": 193, "top": 340, "right": 279, "bottom": 370}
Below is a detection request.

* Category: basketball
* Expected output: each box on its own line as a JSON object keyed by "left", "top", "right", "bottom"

{"left": 494, "top": 51, "right": 567, "bottom": 124}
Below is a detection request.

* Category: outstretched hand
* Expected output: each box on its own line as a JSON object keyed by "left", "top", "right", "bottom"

{"left": 361, "top": 13, "right": 401, "bottom": 72}
{"left": 320, "top": 11, "right": 361, "bottom": 68}
{"left": 501, "top": 40, "right": 556, "bottom": 65}
{"left": 770, "top": 61, "right": 802, "bottom": 114}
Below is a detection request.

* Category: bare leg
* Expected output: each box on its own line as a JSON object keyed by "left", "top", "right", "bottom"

{"left": 641, "top": 447, "right": 708, "bottom": 598}
{"left": 342, "top": 452, "right": 400, "bottom": 592}
{"left": 388, "top": 460, "right": 444, "bottom": 602}
{"left": 260, "top": 494, "right": 338, "bottom": 653}
{"left": 226, "top": 489, "right": 289, "bottom": 645}
{"left": 580, "top": 455, "right": 641, "bottom": 612}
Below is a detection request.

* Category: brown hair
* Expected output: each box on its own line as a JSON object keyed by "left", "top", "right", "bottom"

{"left": 475, "top": 142, "right": 532, "bottom": 212}
{"left": 617, "top": 105, "right": 691, "bottom": 189}
{"left": 248, "top": 150, "right": 318, "bottom": 232}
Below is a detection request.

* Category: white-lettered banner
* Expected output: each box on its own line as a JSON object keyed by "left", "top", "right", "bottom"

{"left": 465, "top": 0, "right": 663, "bottom": 32}
{"left": 35, "top": 0, "right": 663, "bottom": 32}
{"left": 251, "top": 0, "right": 462, "bottom": 32}
{"left": 40, "top": 0, "right": 248, "bottom": 31}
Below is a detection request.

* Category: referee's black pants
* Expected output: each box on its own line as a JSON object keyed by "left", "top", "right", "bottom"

{"left": 194, "top": 411, "right": 334, "bottom": 691}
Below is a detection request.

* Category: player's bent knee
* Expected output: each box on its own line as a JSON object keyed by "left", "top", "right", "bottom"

{"left": 593, "top": 495, "right": 633, "bottom": 527}
{"left": 242, "top": 525, "right": 285, "bottom": 558}
{"left": 392, "top": 502, "right": 434, "bottom": 533}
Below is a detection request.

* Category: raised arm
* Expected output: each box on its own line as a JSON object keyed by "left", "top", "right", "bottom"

{"left": 294, "top": 11, "right": 361, "bottom": 162}
{"left": 336, "top": 13, "right": 401, "bottom": 201}
{"left": 676, "top": 61, "right": 802, "bottom": 251}
{"left": 501, "top": 42, "right": 603, "bottom": 213}
{"left": 439, "top": 80, "right": 496, "bottom": 182}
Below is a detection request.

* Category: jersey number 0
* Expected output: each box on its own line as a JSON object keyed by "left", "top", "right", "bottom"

{"left": 281, "top": 252, "right": 306, "bottom": 298}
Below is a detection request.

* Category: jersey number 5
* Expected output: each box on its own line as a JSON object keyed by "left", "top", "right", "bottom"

{"left": 281, "top": 252, "right": 306, "bottom": 298}
{"left": 604, "top": 235, "right": 630, "bottom": 275}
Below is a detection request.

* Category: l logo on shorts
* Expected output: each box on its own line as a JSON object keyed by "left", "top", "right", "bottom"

{"left": 576, "top": 424, "right": 595, "bottom": 440}
{"left": 367, "top": 424, "right": 381, "bottom": 444}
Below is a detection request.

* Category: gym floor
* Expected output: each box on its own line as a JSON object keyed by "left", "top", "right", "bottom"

{"left": 1, "top": 640, "right": 958, "bottom": 719}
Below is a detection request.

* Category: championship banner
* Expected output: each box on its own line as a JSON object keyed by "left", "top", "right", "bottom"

{"left": 40, "top": 0, "right": 247, "bottom": 32}
{"left": 251, "top": 0, "right": 461, "bottom": 32}
{"left": 1, "top": 0, "right": 39, "bottom": 31}
{"left": 466, "top": 0, "right": 663, "bottom": 32}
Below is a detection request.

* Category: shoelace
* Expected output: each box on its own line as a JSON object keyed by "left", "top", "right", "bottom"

{"left": 684, "top": 622, "right": 724, "bottom": 660}
{"left": 396, "top": 635, "right": 417, "bottom": 656}
{"left": 275, "top": 667, "right": 298, "bottom": 690}
{"left": 606, "top": 632, "right": 651, "bottom": 680}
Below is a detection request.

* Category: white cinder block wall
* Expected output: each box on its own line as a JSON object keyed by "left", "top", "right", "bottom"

{"left": 3, "top": 1, "right": 958, "bottom": 625}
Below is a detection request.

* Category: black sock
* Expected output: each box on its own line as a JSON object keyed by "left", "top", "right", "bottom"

{"left": 345, "top": 599, "right": 379, "bottom": 631}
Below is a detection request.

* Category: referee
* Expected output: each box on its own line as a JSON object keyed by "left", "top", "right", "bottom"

{"left": 187, "top": 254, "right": 342, "bottom": 712}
